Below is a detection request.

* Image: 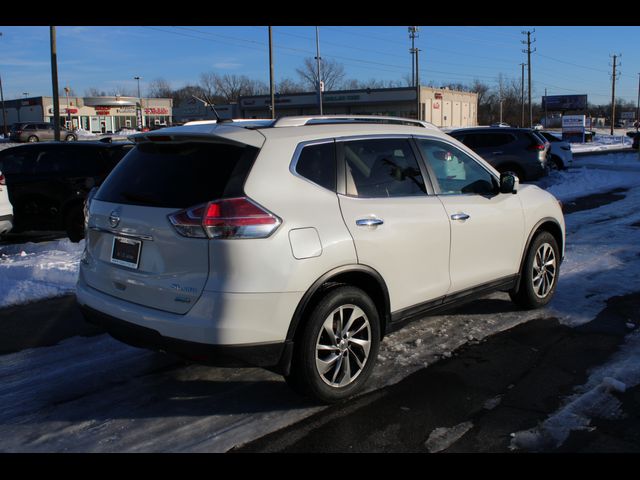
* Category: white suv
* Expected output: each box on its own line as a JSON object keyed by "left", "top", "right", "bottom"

{"left": 76, "top": 116, "right": 565, "bottom": 403}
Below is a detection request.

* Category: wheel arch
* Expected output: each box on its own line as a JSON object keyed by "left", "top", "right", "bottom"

{"left": 286, "top": 265, "right": 391, "bottom": 345}
{"left": 514, "top": 217, "right": 564, "bottom": 291}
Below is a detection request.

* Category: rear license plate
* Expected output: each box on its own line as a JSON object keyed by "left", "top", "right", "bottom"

{"left": 111, "top": 236, "right": 142, "bottom": 269}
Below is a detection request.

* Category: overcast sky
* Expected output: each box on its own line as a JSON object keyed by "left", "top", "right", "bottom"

{"left": 0, "top": 26, "right": 638, "bottom": 105}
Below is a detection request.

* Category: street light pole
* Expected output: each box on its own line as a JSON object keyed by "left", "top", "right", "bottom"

{"left": 0, "top": 32, "right": 7, "bottom": 138}
{"left": 134, "top": 76, "right": 142, "bottom": 130}
{"left": 315, "top": 26, "right": 323, "bottom": 116}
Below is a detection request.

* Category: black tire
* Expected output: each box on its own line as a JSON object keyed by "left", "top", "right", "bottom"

{"left": 65, "top": 134, "right": 76, "bottom": 142}
{"left": 65, "top": 204, "right": 85, "bottom": 242}
{"left": 549, "top": 155, "right": 564, "bottom": 171}
{"left": 285, "top": 286, "right": 380, "bottom": 404}
{"left": 510, "top": 231, "right": 560, "bottom": 309}
{"left": 27, "top": 135, "right": 39, "bottom": 143}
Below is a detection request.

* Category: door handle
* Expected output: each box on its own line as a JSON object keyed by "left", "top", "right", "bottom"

{"left": 492, "top": 151, "right": 504, "bottom": 155}
{"left": 451, "top": 213, "right": 470, "bottom": 221}
{"left": 356, "top": 217, "right": 384, "bottom": 227}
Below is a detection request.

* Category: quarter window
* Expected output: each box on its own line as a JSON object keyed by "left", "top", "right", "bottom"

{"left": 342, "top": 138, "right": 426, "bottom": 198}
{"left": 417, "top": 139, "right": 496, "bottom": 195}
{"left": 295, "top": 142, "right": 336, "bottom": 191}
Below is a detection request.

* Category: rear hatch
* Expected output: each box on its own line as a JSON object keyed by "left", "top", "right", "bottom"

{"left": 84, "top": 135, "right": 261, "bottom": 314}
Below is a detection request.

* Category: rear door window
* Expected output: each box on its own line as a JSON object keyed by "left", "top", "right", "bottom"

{"left": 342, "top": 138, "right": 427, "bottom": 198}
{"left": 95, "top": 142, "right": 259, "bottom": 208}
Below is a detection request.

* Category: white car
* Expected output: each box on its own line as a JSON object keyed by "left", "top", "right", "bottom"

{"left": 0, "top": 170, "right": 13, "bottom": 236}
{"left": 538, "top": 131, "right": 573, "bottom": 170}
{"left": 77, "top": 115, "right": 565, "bottom": 403}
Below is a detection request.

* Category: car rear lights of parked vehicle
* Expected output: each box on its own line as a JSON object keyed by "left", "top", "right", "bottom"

{"left": 168, "top": 197, "right": 281, "bottom": 239}
{"left": 0, "top": 173, "right": 5, "bottom": 185}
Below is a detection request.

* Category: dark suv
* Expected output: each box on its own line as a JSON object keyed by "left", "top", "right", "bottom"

{"left": 447, "top": 127, "right": 549, "bottom": 181}
{"left": 9, "top": 122, "right": 78, "bottom": 143}
{"left": 0, "top": 141, "right": 133, "bottom": 241}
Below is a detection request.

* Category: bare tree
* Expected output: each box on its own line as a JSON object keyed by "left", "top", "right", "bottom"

{"left": 277, "top": 78, "right": 304, "bottom": 94}
{"left": 296, "top": 57, "right": 346, "bottom": 91}
{"left": 147, "top": 78, "right": 173, "bottom": 98}
{"left": 84, "top": 87, "right": 106, "bottom": 97}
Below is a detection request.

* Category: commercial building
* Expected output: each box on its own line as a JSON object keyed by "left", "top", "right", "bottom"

{"left": 1, "top": 95, "right": 172, "bottom": 133}
{"left": 237, "top": 86, "right": 478, "bottom": 128}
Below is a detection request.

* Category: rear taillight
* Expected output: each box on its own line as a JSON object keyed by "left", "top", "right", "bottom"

{"left": 168, "top": 197, "right": 281, "bottom": 239}
{"left": 528, "top": 143, "right": 545, "bottom": 151}
{"left": 0, "top": 173, "right": 5, "bottom": 186}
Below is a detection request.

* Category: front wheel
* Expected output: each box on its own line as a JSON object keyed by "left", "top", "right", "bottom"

{"left": 286, "top": 286, "right": 380, "bottom": 404}
{"left": 27, "top": 135, "right": 39, "bottom": 143}
{"left": 510, "top": 231, "right": 560, "bottom": 309}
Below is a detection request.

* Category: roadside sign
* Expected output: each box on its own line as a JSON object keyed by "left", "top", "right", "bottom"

{"left": 562, "top": 114, "right": 586, "bottom": 143}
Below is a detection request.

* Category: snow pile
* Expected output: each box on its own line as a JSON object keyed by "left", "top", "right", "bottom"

{"left": 425, "top": 421, "right": 474, "bottom": 453}
{"left": 74, "top": 128, "right": 98, "bottom": 138}
{"left": 570, "top": 133, "right": 631, "bottom": 154}
{"left": 510, "top": 330, "right": 640, "bottom": 451}
{"left": 0, "top": 239, "right": 84, "bottom": 307}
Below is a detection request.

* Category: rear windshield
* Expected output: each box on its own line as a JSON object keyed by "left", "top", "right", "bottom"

{"left": 95, "top": 142, "right": 258, "bottom": 208}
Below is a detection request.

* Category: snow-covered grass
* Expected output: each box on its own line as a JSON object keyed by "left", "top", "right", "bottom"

{"left": 0, "top": 239, "right": 84, "bottom": 307}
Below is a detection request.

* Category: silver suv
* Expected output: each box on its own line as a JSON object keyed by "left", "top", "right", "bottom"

{"left": 77, "top": 116, "right": 565, "bottom": 403}
{"left": 9, "top": 122, "right": 77, "bottom": 143}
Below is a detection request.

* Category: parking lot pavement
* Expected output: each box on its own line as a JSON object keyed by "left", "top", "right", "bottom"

{"left": 234, "top": 292, "right": 640, "bottom": 453}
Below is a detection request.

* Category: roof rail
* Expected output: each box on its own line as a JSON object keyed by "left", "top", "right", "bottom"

{"left": 272, "top": 115, "right": 438, "bottom": 130}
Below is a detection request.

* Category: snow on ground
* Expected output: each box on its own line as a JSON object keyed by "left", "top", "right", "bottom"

{"left": 1, "top": 151, "right": 640, "bottom": 451}
{"left": 0, "top": 239, "right": 84, "bottom": 307}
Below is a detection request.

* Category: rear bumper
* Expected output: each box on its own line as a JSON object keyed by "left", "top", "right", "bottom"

{"left": 80, "top": 303, "right": 291, "bottom": 370}
{"left": 75, "top": 272, "right": 301, "bottom": 372}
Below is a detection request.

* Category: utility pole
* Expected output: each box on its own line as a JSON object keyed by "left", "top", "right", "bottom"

{"left": 408, "top": 26, "right": 419, "bottom": 87}
{"left": 544, "top": 88, "right": 548, "bottom": 130}
{"left": 315, "top": 26, "right": 323, "bottom": 115}
{"left": 268, "top": 26, "right": 275, "bottom": 119}
{"left": 522, "top": 29, "right": 536, "bottom": 127}
{"left": 50, "top": 26, "right": 61, "bottom": 141}
{"left": 0, "top": 32, "right": 7, "bottom": 138}
{"left": 415, "top": 47, "right": 421, "bottom": 120}
{"left": 610, "top": 54, "right": 620, "bottom": 136}
{"left": 520, "top": 63, "right": 526, "bottom": 127}
{"left": 632, "top": 73, "right": 640, "bottom": 134}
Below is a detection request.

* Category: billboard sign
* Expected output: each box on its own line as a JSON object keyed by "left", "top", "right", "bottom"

{"left": 543, "top": 95, "right": 587, "bottom": 111}
{"left": 562, "top": 114, "right": 586, "bottom": 143}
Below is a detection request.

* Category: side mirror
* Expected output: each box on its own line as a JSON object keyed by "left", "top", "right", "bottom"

{"left": 500, "top": 172, "right": 519, "bottom": 194}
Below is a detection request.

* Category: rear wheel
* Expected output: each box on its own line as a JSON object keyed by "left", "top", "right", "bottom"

{"left": 27, "top": 135, "right": 39, "bottom": 143}
{"left": 286, "top": 286, "right": 380, "bottom": 404}
{"left": 64, "top": 134, "right": 76, "bottom": 142}
{"left": 510, "top": 231, "right": 560, "bottom": 309}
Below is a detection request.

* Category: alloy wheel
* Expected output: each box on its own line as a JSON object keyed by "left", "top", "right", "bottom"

{"left": 532, "top": 242, "right": 557, "bottom": 298}
{"left": 315, "top": 304, "right": 372, "bottom": 388}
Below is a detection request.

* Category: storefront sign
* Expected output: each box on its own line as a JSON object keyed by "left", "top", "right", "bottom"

{"left": 95, "top": 107, "right": 111, "bottom": 116}
{"left": 144, "top": 107, "right": 169, "bottom": 115}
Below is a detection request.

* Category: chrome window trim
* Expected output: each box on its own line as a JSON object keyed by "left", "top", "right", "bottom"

{"left": 289, "top": 138, "right": 338, "bottom": 193}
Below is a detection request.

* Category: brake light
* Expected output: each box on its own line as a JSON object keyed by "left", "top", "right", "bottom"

{"left": 168, "top": 197, "right": 281, "bottom": 239}
{"left": 528, "top": 144, "right": 545, "bottom": 151}
{"left": 0, "top": 173, "right": 5, "bottom": 186}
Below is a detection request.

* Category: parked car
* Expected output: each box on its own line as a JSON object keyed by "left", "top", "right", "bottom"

{"left": 77, "top": 116, "right": 565, "bottom": 403}
{"left": 537, "top": 131, "right": 573, "bottom": 170}
{"left": 9, "top": 122, "right": 78, "bottom": 143}
{"left": 0, "top": 141, "right": 134, "bottom": 241}
{"left": 447, "top": 127, "right": 550, "bottom": 181}
{"left": 0, "top": 170, "right": 13, "bottom": 236}
{"left": 490, "top": 122, "right": 510, "bottom": 127}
